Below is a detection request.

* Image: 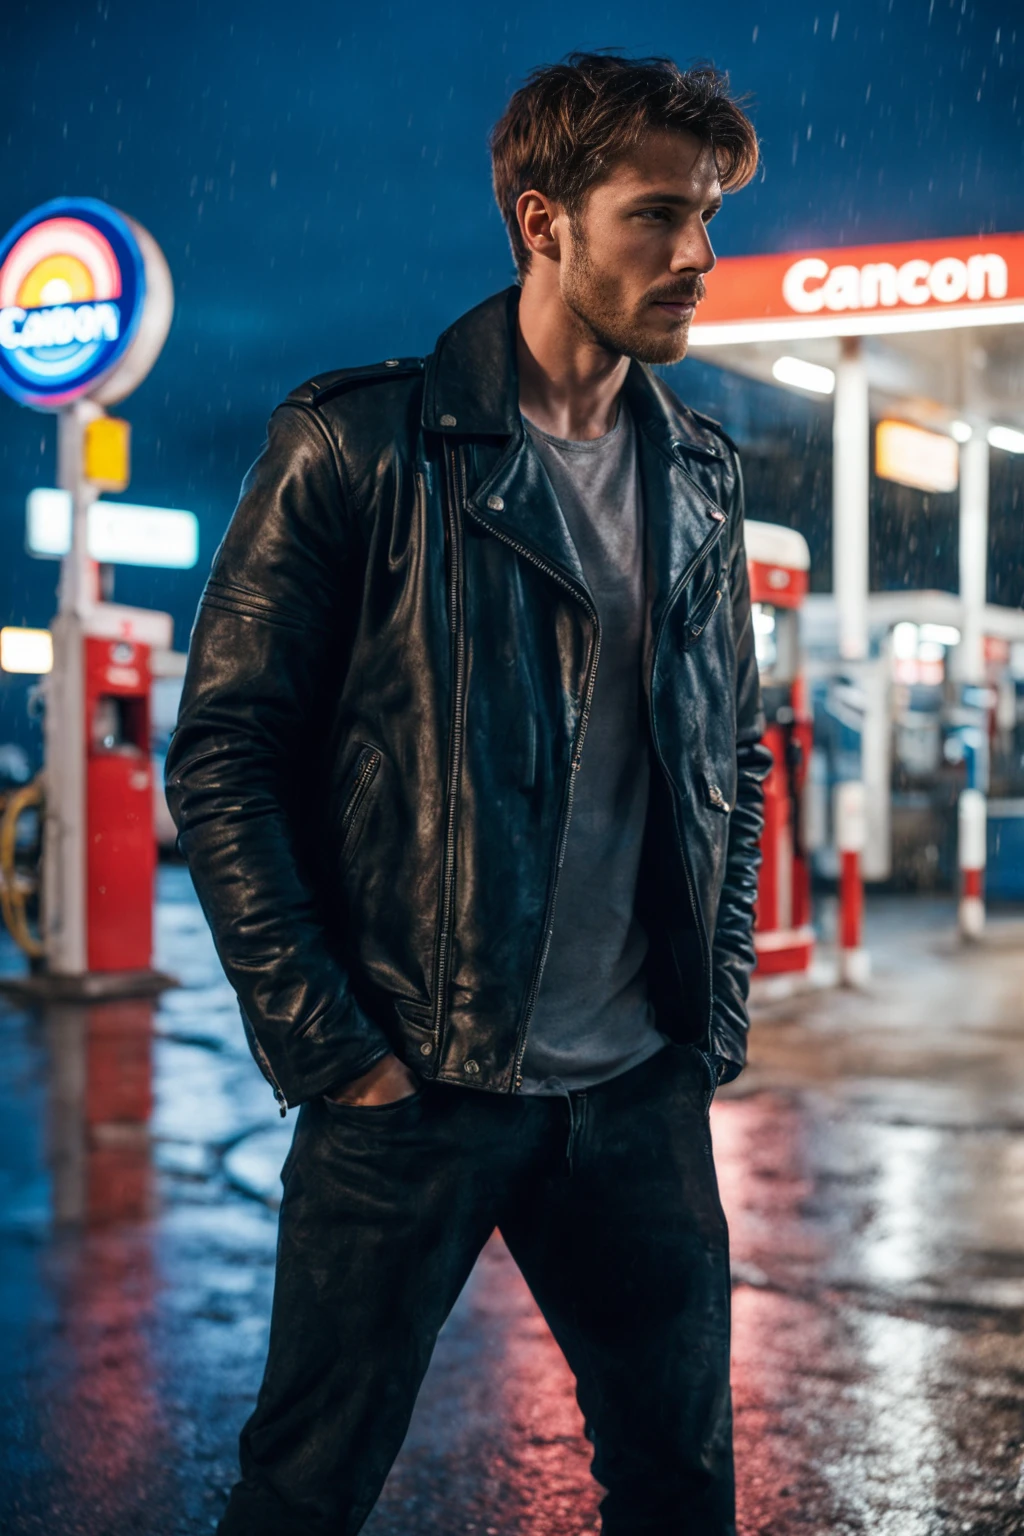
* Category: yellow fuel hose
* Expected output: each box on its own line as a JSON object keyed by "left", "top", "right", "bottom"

{"left": 0, "top": 777, "right": 45, "bottom": 959}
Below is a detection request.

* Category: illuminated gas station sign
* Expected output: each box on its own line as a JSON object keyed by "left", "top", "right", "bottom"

{"left": 781, "top": 248, "right": 1008, "bottom": 314}
{"left": 0, "top": 198, "right": 147, "bottom": 408}
{"left": 0, "top": 196, "right": 177, "bottom": 987}
{"left": 691, "top": 231, "right": 1024, "bottom": 342}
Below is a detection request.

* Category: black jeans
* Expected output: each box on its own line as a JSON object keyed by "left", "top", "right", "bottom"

{"left": 217, "top": 1041, "right": 734, "bottom": 1535}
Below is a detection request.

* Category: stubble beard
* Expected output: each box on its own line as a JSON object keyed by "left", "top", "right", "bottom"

{"left": 561, "top": 227, "right": 697, "bottom": 367}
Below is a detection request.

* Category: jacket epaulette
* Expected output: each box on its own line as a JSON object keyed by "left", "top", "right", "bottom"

{"left": 286, "top": 358, "right": 425, "bottom": 409}
{"left": 683, "top": 406, "right": 740, "bottom": 457}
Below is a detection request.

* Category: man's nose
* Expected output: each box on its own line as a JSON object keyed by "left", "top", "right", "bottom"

{"left": 671, "top": 221, "right": 716, "bottom": 276}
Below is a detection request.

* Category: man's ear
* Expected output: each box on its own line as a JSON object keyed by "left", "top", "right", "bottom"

{"left": 516, "top": 190, "right": 563, "bottom": 265}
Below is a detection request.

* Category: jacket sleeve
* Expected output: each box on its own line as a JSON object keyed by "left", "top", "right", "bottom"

{"left": 164, "top": 402, "right": 393, "bottom": 1108}
{"left": 709, "top": 451, "right": 773, "bottom": 1079}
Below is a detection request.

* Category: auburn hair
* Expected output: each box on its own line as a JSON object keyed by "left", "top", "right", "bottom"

{"left": 490, "top": 52, "right": 758, "bottom": 278}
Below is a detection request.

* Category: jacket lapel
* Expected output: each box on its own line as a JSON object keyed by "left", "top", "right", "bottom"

{"left": 624, "top": 363, "right": 730, "bottom": 645}
{"left": 464, "top": 432, "right": 591, "bottom": 597}
{"left": 423, "top": 286, "right": 590, "bottom": 596}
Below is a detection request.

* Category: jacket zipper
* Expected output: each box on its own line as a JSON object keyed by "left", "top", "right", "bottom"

{"left": 433, "top": 448, "right": 469, "bottom": 1052}
{"left": 338, "top": 747, "right": 381, "bottom": 857}
{"left": 251, "top": 1029, "right": 288, "bottom": 1118}
{"left": 462, "top": 497, "right": 601, "bottom": 1092}
{"left": 648, "top": 517, "right": 729, "bottom": 1044}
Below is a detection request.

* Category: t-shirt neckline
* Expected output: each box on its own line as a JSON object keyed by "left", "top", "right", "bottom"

{"left": 521, "top": 400, "right": 628, "bottom": 452}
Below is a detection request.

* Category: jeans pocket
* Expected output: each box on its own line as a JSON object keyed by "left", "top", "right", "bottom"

{"left": 321, "top": 1087, "right": 423, "bottom": 1121}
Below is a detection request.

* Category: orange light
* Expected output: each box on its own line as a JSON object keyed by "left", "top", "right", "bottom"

{"left": 875, "top": 420, "right": 959, "bottom": 493}
{"left": 0, "top": 626, "right": 53, "bottom": 673}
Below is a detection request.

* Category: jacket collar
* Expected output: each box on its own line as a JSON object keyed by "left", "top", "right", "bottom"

{"left": 422, "top": 288, "right": 522, "bottom": 437}
{"left": 422, "top": 285, "right": 725, "bottom": 464}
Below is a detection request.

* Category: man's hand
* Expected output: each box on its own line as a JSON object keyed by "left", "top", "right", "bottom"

{"left": 323, "top": 1053, "right": 419, "bottom": 1107}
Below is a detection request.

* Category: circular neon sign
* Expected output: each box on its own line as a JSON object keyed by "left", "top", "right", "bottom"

{"left": 0, "top": 198, "right": 152, "bottom": 409}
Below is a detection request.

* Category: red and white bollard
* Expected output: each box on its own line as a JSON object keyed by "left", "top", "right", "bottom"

{"left": 957, "top": 788, "right": 986, "bottom": 940}
{"left": 835, "top": 780, "right": 870, "bottom": 987}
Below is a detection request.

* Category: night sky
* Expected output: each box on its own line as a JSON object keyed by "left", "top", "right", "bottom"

{"left": 0, "top": 0, "right": 1020, "bottom": 754}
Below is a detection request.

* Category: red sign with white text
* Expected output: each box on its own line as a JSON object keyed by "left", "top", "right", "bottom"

{"left": 694, "top": 232, "right": 1024, "bottom": 330}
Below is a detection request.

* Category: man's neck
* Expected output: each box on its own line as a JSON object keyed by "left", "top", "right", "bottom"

{"left": 517, "top": 277, "right": 630, "bottom": 442}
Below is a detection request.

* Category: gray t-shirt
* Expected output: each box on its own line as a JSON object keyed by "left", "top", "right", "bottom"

{"left": 518, "top": 403, "right": 668, "bottom": 1094}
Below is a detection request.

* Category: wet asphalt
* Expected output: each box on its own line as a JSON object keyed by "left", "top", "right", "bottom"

{"left": 1, "top": 867, "right": 1023, "bottom": 1535}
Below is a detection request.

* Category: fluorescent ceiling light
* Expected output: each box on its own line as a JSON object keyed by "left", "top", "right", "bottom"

{"left": 949, "top": 420, "right": 972, "bottom": 443}
{"left": 771, "top": 355, "right": 836, "bottom": 394}
{"left": 987, "top": 424, "right": 1024, "bottom": 454}
{"left": 0, "top": 627, "right": 53, "bottom": 674}
{"left": 919, "top": 623, "right": 961, "bottom": 647}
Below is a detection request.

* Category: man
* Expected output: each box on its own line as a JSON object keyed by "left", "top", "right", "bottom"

{"left": 167, "top": 51, "right": 769, "bottom": 1536}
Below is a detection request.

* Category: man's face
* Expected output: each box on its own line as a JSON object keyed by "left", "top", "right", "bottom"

{"left": 558, "top": 128, "right": 722, "bottom": 365}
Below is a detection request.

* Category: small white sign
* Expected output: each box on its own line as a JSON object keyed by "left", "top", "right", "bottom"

{"left": 26, "top": 488, "right": 198, "bottom": 569}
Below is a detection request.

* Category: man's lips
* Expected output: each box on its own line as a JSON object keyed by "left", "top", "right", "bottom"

{"left": 653, "top": 299, "right": 697, "bottom": 318}
{"left": 650, "top": 279, "right": 705, "bottom": 317}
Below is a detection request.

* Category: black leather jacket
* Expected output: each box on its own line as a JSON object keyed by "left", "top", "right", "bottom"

{"left": 166, "top": 287, "right": 771, "bottom": 1110}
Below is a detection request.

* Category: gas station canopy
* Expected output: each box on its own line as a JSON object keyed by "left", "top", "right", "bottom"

{"left": 690, "top": 231, "right": 1024, "bottom": 432}
{"left": 689, "top": 230, "right": 1024, "bottom": 671}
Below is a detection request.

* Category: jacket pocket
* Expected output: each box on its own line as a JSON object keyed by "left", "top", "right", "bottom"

{"left": 335, "top": 744, "right": 382, "bottom": 867}
{"left": 681, "top": 546, "right": 726, "bottom": 649}
{"left": 685, "top": 585, "right": 724, "bottom": 645}
{"left": 682, "top": 571, "right": 725, "bottom": 648}
{"left": 392, "top": 997, "right": 438, "bottom": 1068}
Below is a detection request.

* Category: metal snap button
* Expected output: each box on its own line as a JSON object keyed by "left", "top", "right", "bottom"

{"left": 464, "top": 1059, "right": 480, "bottom": 1075}
{"left": 419, "top": 1041, "right": 433, "bottom": 1056}
{"left": 384, "top": 358, "right": 399, "bottom": 367}
{"left": 440, "top": 413, "right": 457, "bottom": 427}
{"left": 486, "top": 494, "right": 504, "bottom": 512}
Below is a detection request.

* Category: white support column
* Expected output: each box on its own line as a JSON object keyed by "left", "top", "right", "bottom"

{"left": 836, "top": 779, "right": 870, "bottom": 987}
{"left": 958, "top": 430, "right": 989, "bottom": 687}
{"left": 43, "top": 612, "right": 86, "bottom": 975}
{"left": 43, "top": 400, "right": 102, "bottom": 976}
{"left": 860, "top": 651, "right": 892, "bottom": 882}
{"left": 57, "top": 400, "right": 101, "bottom": 620}
{"left": 958, "top": 787, "right": 987, "bottom": 940}
{"left": 833, "top": 338, "right": 870, "bottom": 662}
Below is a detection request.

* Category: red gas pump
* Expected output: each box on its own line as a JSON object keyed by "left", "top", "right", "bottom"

{"left": 45, "top": 600, "right": 172, "bottom": 983}
{"left": 84, "top": 631, "right": 156, "bottom": 971}
{"left": 744, "top": 520, "right": 815, "bottom": 976}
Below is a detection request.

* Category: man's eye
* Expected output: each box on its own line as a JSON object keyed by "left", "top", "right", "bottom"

{"left": 636, "top": 208, "right": 670, "bottom": 222}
